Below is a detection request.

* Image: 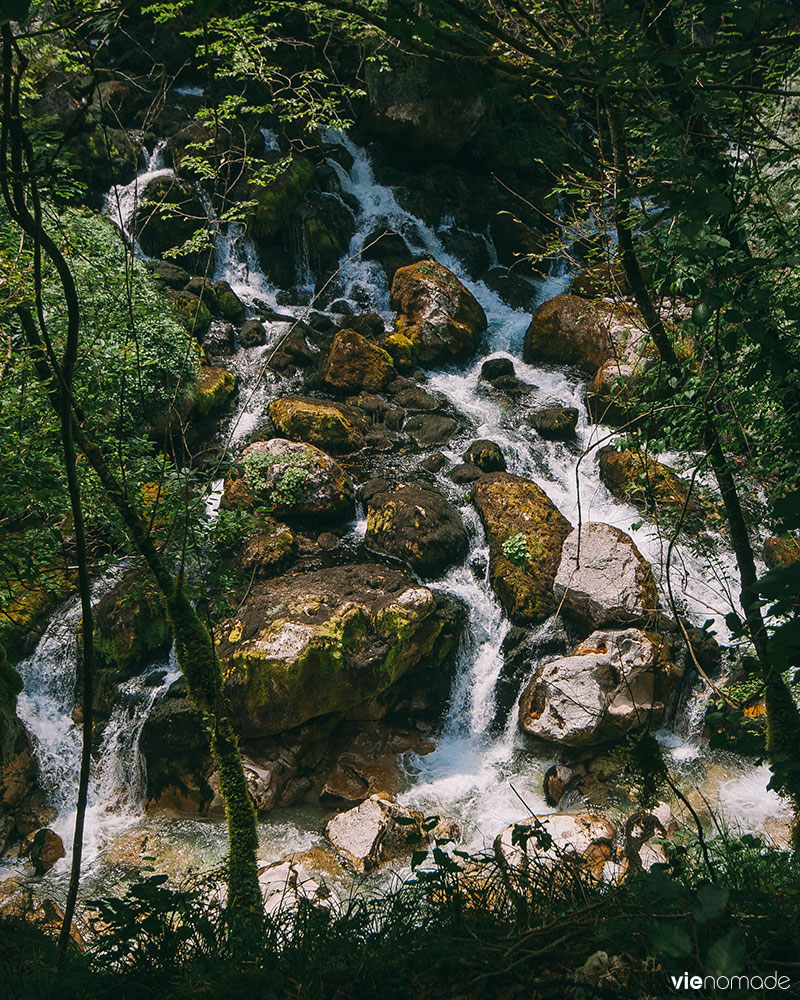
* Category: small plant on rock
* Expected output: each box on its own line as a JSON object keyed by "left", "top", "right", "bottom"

{"left": 502, "top": 532, "right": 529, "bottom": 566}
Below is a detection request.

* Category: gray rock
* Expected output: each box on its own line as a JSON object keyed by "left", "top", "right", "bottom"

{"left": 519, "top": 628, "right": 681, "bottom": 747}
{"left": 326, "top": 795, "right": 423, "bottom": 872}
{"left": 494, "top": 812, "right": 617, "bottom": 880}
{"left": 239, "top": 319, "right": 267, "bottom": 347}
{"left": 528, "top": 407, "right": 578, "bottom": 441}
{"left": 404, "top": 413, "right": 459, "bottom": 447}
{"left": 463, "top": 439, "right": 506, "bottom": 472}
{"left": 554, "top": 522, "right": 658, "bottom": 629}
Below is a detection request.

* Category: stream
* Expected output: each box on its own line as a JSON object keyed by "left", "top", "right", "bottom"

{"left": 4, "top": 127, "right": 791, "bottom": 898}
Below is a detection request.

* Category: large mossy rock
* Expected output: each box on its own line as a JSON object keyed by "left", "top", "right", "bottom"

{"left": 247, "top": 156, "right": 315, "bottom": 238}
{"left": 553, "top": 523, "right": 659, "bottom": 630}
{"left": 597, "top": 447, "right": 705, "bottom": 519}
{"left": 523, "top": 294, "right": 649, "bottom": 374}
{"left": 518, "top": 629, "right": 680, "bottom": 747}
{"left": 215, "top": 565, "right": 460, "bottom": 736}
{"left": 192, "top": 366, "right": 236, "bottom": 417}
{"left": 472, "top": 473, "right": 572, "bottom": 624}
{"left": 268, "top": 396, "right": 366, "bottom": 453}
{"left": 321, "top": 329, "right": 395, "bottom": 393}
{"left": 390, "top": 260, "right": 487, "bottom": 365}
{"left": 223, "top": 439, "right": 355, "bottom": 523}
{"left": 364, "top": 483, "right": 469, "bottom": 579}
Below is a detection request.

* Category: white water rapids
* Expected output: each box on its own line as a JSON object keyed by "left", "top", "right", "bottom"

{"left": 5, "top": 130, "right": 790, "bottom": 890}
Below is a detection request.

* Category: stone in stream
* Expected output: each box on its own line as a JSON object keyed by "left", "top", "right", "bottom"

{"left": 238, "top": 318, "right": 267, "bottom": 347}
{"left": 201, "top": 319, "right": 235, "bottom": 357}
{"left": 390, "top": 259, "right": 487, "bottom": 365}
{"left": 449, "top": 463, "right": 484, "bottom": 485}
{"left": 403, "top": 412, "right": 460, "bottom": 447}
{"left": 321, "top": 328, "right": 395, "bottom": 393}
{"left": 268, "top": 396, "right": 366, "bottom": 453}
{"left": 527, "top": 406, "right": 578, "bottom": 441}
{"left": 553, "top": 523, "right": 658, "bottom": 629}
{"left": 597, "top": 446, "right": 708, "bottom": 520}
{"left": 471, "top": 472, "right": 573, "bottom": 625}
{"left": 463, "top": 439, "right": 506, "bottom": 472}
{"left": 326, "top": 795, "right": 425, "bottom": 873}
{"left": 258, "top": 859, "right": 332, "bottom": 914}
{"left": 621, "top": 803, "right": 678, "bottom": 874}
{"left": 365, "top": 483, "right": 469, "bottom": 578}
{"left": 494, "top": 812, "right": 617, "bottom": 881}
{"left": 479, "top": 357, "right": 515, "bottom": 382}
{"left": 30, "top": 828, "right": 65, "bottom": 875}
{"left": 211, "top": 279, "right": 244, "bottom": 321}
{"left": 222, "top": 438, "right": 355, "bottom": 523}
{"left": 192, "top": 366, "right": 236, "bottom": 418}
{"left": 518, "top": 628, "right": 680, "bottom": 747}
{"left": 215, "top": 564, "right": 461, "bottom": 736}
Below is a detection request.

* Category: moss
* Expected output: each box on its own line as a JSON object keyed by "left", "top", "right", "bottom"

{"left": 268, "top": 397, "right": 364, "bottom": 453}
{"left": 193, "top": 366, "right": 236, "bottom": 417}
{"left": 322, "top": 329, "right": 395, "bottom": 393}
{"left": 383, "top": 332, "right": 414, "bottom": 370}
{"left": 0, "top": 574, "right": 72, "bottom": 664}
{"left": 171, "top": 290, "right": 212, "bottom": 338}
{"left": 249, "top": 157, "right": 315, "bottom": 238}
{"left": 214, "top": 288, "right": 245, "bottom": 322}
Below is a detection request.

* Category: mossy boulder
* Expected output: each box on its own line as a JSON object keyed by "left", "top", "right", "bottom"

{"left": 764, "top": 535, "right": 800, "bottom": 570}
{"left": 365, "top": 483, "right": 469, "bottom": 579}
{"left": 528, "top": 407, "right": 579, "bottom": 441}
{"left": 597, "top": 447, "right": 706, "bottom": 520}
{"left": 268, "top": 396, "right": 366, "bottom": 453}
{"left": 472, "top": 472, "right": 573, "bottom": 624}
{"left": 211, "top": 280, "right": 244, "bottom": 322}
{"left": 463, "top": 439, "right": 506, "bottom": 473}
{"left": 135, "top": 176, "right": 209, "bottom": 271}
{"left": 223, "top": 439, "right": 355, "bottom": 523}
{"left": 237, "top": 519, "right": 297, "bottom": 577}
{"left": 248, "top": 157, "right": 315, "bottom": 238}
{"left": 168, "top": 289, "right": 212, "bottom": 338}
{"left": 390, "top": 260, "right": 487, "bottom": 365}
{"left": 192, "top": 366, "right": 236, "bottom": 417}
{"left": 523, "top": 294, "right": 649, "bottom": 374}
{"left": 215, "top": 565, "right": 460, "bottom": 736}
{"left": 321, "top": 329, "right": 395, "bottom": 393}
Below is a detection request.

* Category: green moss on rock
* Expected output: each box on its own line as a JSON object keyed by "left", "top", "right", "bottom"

{"left": 249, "top": 157, "right": 315, "bottom": 238}
{"left": 268, "top": 396, "right": 365, "bottom": 453}
{"left": 193, "top": 366, "right": 237, "bottom": 417}
{"left": 322, "top": 329, "right": 395, "bottom": 393}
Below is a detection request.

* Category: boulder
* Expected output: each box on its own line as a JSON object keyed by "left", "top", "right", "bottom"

{"left": 321, "top": 328, "right": 395, "bottom": 393}
{"left": 268, "top": 396, "right": 366, "bottom": 453}
{"left": 449, "top": 463, "right": 484, "bottom": 485}
{"left": 404, "top": 413, "right": 459, "bottom": 447}
{"left": 258, "top": 859, "right": 332, "bottom": 914}
{"left": 519, "top": 628, "right": 679, "bottom": 746}
{"left": 201, "top": 320, "right": 235, "bottom": 357}
{"left": 622, "top": 803, "right": 678, "bottom": 873}
{"left": 479, "top": 357, "right": 515, "bottom": 382}
{"left": 30, "top": 828, "right": 65, "bottom": 875}
{"left": 237, "top": 519, "right": 296, "bottom": 576}
{"left": 463, "top": 439, "right": 506, "bottom": 473}
{"left": 215, "top": 565, "right": 460, "bottom": 736}
{"left": 325, "top": 794, "right": 424, "bottom": 872}
{"left": 365, "top": 483, "right": 469, "bottom": 578}
{"left": 223, "top": 439, "right": 355, "bottom": 523}
{"left": 587, "top": 358, "right": 638, "bottom": 425}
{"left": 391, "top": 260, "right": 487, "bottom": 365}
{"left": 523, "top": 294, "right": 649, "bottom": 374}
{"left": 553, "top": 523, "right": 658, "bottom": 629}
{"left": 597, "top": 447, "right": 705, "bottom": 519}
{"left": 211, "top": 279, "right": 244, "bottom": 321}
{"left": 495, "top": 812, "right": 617, "bottom": 881}
{"left": 528, "top": 407, "right": 578, "bottom": 441}
{"left": 361, "top": 227, "right": 416, "bottom": 277}
{"left": 472, "top": 473, "right": 572, "bottom": 624}
{"left": 192, "top": 366, "right": 236, "bottom": 417}
{"left": 238, "top": 319, "right": 267, "bottom": 347}
{"left": 168, "top": 289, "right": 212, "bottom": 338}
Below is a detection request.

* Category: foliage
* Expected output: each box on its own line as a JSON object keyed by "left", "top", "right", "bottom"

{"left": 501, "top": 531, "right": 529, "bottom": 566}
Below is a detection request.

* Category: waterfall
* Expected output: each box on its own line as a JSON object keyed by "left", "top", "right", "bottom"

{"left": 104, "top": 139, "right": 173, "bottom": 256}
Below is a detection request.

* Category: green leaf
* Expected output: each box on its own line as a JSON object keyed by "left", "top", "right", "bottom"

{"left": 705, "top": 929, "right": 746, "bottom": 976}
{"left": 649, "top": 922, "right": 693, "bottom": 958}
{"left": 692, "top": 884, "right": 729, "bottom": 924}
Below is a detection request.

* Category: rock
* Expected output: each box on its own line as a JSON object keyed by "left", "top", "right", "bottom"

{"left": 543, "top": 765, "right": 574, "bottom": 807}
{"left": 365, "top": 483, "right": 469, "bottom": 578}
{"left": 481, "top": 268, "right": 537, "bottom": 310}
{"left": 193, "top": 366, "right": 236, "bottom": 417}
{"left": 391, "top": 384, "right": 441, "bottom": 411}
{"left": 763, "top": 535, "right": 800, "bottom": 570}
{"left": 92, "top": 572, "right": 171, "bottom": 686}
{"left": 528, "top": 407, "right": 578, "bottom": 441}
{"left": 268, "top": 396, "right": 366, "bottom": 453}
{"left": 420, "top": 452, "right": 447, "bottom": 473}
{"left": 215, "top": 565, "right": 460, "bottom": 736}
{"left": 361, "top": 227, "right": 416, "bottom": 278}
{"left": 449, "top": 463, "right": 484, "bottom": 485}
{"left": 223, "top": 439, "right": 355, "bottom": 523}
{"left": 571, "top": 259, "right": 630, "bottom": 298}
{"left": 404, "top": 413, "right": 459, "bottom": 447}
{"left": 321, "top": 328, "right": 395, "bottom": 393}
{"left": 519, "top": 628, "right": 679, "bottom": 746}
{"left": 597, "top": 447, "right": 704, "bottom": 519}
{"left": 495, "top": 812, "right": 617, "bottom": 880}
{"left": 326, "top": 794, "right": 424, "bottom": 872}
{"left": 480, "top": 357, "right": 515, "bottom": 382}
{"left": 258, "top": 859, "right": 332, "bottom": 913}
{"left": 168, "top": 289, "right": 212, "bottom": 338}
{"left": 623, "top": 802, "right": 678, "bottom": 873}
{"left": 211, "top": 280, "right": 244, "bottom": 322}
{"left": 267, "top": 329, "right": 316, "bottom": 374}
{"left": 463, "top": 439, "right": 506, "bottom": 473}
{"left": 139, "top": 695, "right": 211, "bottom": 810}
{"left": 391, "top": 260, "right": 487, "bottom": 365}
{"left": 523, "top": 295, "right": 649, "bottom": 374}
{"left": 30, "top": 828, "right": 65, "bottom": 875}
{"left": 238, "top": 318, "right": 267, "bottom": 347}
{"left": 587, "top": 358, "right": 638, "bottom": 425}
{"left": 238, "top": 519, "right": 296, "bottom": 576}
{"left": 201, "top": 320, "right": 235, "bottom": 357}
{"left": 472, "top": 473, "right": 572, "bottom": 624}
{"left": 147, "top": 260, "right": 190, "bottom": 290}
{"left": 553, "top": 523, "right": 658, "bottom": 629}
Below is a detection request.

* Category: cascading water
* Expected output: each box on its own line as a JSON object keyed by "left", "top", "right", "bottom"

{"left": 104, "top": 139, "right": 173, "bottom": 256}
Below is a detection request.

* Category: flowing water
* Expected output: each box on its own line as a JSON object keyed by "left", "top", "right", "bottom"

{"left": 5, "top": 130, "right": 790, "bottom": 892}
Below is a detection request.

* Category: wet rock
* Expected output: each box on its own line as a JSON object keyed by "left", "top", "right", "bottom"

{"left": 326, "top": 794, "right": 424, "bottom": 872}
{"left": 92, "top": 572, "right": 171, "bottom": 680}
{"left": 392, "top": 385, "right": 440, "bottom": 411}
{"left": 215, "top": 565, "right": 460, "bottom": 736}
{"left": 472, "top": 473, "right": 572, "bottom": 624}
{"left": 481, "top": 268, "right": 537, "bottom": 310}
{"left": 391, "top": 260, "right": 487, "bottom": 365}
{"left": 450, "top": 463, "right": 484, "bottom": 485}
{"left": 361, "top": 227, "right": 416, "bottom": 278}
{"left": 30, "top": 828, "right": 65, "bottom": 875}
{"left": 238, "top": 519, "right": 296, "bottom": 576}
{"left": 136, "top": 177, "right": 209, "bottom": 271}
{"left": 147, "top": 260, "right": 190, "bottom": 290}
{"left": 495, "top": 812, "right": 617, "bottom": 880}
{"left": 420, "top": 452, "right": 447, "bottom": 473}
{"left": 553, "top": 523, "right": 658, "bottom": 629}
{"left": 258, "top": 859, "right": 332, "bottom": 914}
{"left": 519, "top": 629, "right": 680, "bottom": 746}
{"left": 211, "top": 279, "right": 244, "bottom": 322}
{"left": 192, "top": 366, "right": 236, "bottom": 417}
{"left": 238, "top": 318, "right": 267, "bottom": 347}
{"left": 267, "top": 329, "right": 316, "bottom": 374}
{"left": 201, "top": 319, "right": 235, "bottom": 357}
{"left": 543, "top": 765, "right": 574, "bottom": 807}
{"left": 168, "top": 289, "right": 212, "bottom": 338}
{"left": 480, "top": 357, "right": 515, "bottom": 382}
{"left": 321, "top": 328, "right": 395, "bottom": 393}
{"left": 528, "top": 406, "right": 578, "bottom": 441}
{"left": 623, "top": 802, "right": 678, "bottom": 873}
{"left": 523, "top": 294, "right": 649, "bottom": 374}
{"left": 404, "top": 413, "right": 459, "bottom": 447}
{"left": 464, "top": 439, "right": 506, "bottom": 472}
{"left": 223, "top": 439, "right": 355, "bottom": 523}
{"left": 597, "top": 446, "right": 707, "bottom": 521}
{"left": 587, "top": 358, "right": 638, "bottom": 425}
{"left": 365, "top": 483, "right": 469, "bottom": 578}
{"left": 268, "top": 396, "right": 366, "bottom": 453}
